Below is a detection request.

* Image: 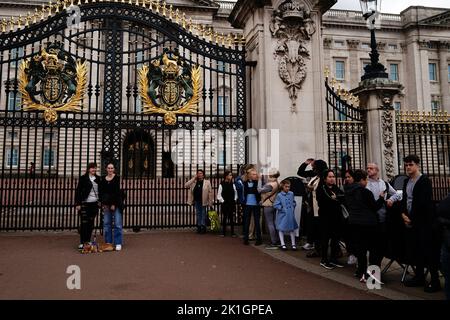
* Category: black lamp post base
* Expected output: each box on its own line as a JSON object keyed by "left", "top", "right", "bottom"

{"left": 361, "top": 71, "right": 388, "bottom": 81}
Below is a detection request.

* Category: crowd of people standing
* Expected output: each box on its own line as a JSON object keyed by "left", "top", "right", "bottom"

{"left": 73, "top": 154, "right": 449, "bottom": 300}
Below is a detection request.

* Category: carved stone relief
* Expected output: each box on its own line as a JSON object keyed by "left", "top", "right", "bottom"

{"left": 270, "top": 0, "right": 316, "bottom": 112}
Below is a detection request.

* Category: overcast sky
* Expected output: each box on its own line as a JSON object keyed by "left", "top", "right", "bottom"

{"left": 332, "top": 0, "right": 450, "bottom": 13}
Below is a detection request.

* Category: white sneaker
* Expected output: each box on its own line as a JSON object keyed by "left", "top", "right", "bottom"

{"left": 115, "top": 245, "right": 122, "bottom": 251}
{"left": 302, "top": 243, "right": 314, "bottom": 251}
{"left": 347, "top": 255, "right": 357, "bottom": 265}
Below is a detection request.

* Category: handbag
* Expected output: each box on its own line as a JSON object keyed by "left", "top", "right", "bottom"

{"left": 207, "top": 210, "right": 221, "bottom": 232}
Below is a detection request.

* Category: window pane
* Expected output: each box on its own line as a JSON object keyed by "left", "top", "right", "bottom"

{"left": 389, "top": 64, "right": 398, "bottom": 81}
{"left": 6, "top": 148, "right": 19, "bottom": 167}
{"left": 336, "top": 61, "right": 345, "bottom": 80}
{"left": 448, "top": 65, "right": 450, "bottom": 82}
{"left": 394, "top": 102, "right": 401, "bottom": 111}
{"left": 8, "top": 92, "right": 21, "bottom": 111}
{"left": 218, "top": 96, "right": 228, "bottom": 115}
{"left": 44, "top": 149, "right": 55, "bottom": 167}
{"left": 429, "top": 63, "right": 437, "bottom": 81}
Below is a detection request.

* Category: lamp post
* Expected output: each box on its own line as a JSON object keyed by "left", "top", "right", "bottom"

{"left": 360, "top": 0, "right": 388, "bottom": 80}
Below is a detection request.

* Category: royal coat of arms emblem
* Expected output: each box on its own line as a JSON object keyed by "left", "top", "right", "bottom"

{"left": 18, "top": 41, "right": 87, "bottom": 123}
{"left": 138, "top": 48, "right": 202, "bottom": 125}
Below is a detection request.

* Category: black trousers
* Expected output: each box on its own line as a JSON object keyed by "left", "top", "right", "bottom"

{"left": 221, "top": 202, "right": 235, "bottom": 236}
{"left": 306, "top": 212, "right": 321, "bottom": 249}
{"left": 406, "top": 226, "right": 441, "bottom": 283}
{"left": 350, "top": 224, "right": 380, "bottom": 276}
{"left": 320, "top": 216, "right": 341, "bottom": 263}
{"left": 79, "top": 202, "right": 99, "bottom": 244}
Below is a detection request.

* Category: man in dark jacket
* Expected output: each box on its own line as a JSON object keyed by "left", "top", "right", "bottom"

{"left": 401, "top": 155, "right": 441, "bottom": 293}
{"left": 437, "top": 193, "right": 450, "bottom": 300}
{"left": 344, "top": 169, "right": 385, "bottom": 282}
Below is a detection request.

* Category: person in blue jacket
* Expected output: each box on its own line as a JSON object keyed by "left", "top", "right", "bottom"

{"left": 274, "top": 179, "right": 298, "bottom": 251}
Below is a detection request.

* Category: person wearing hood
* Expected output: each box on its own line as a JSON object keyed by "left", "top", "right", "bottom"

{"left": 344, "top": 169, "right": 385, "bottom": 283}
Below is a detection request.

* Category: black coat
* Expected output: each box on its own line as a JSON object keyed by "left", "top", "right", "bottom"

{"left": 297, "top": 162, "right": 316, "bottom": 178}
{"left": 74, "top": 174, "right": 101, "bottom": 205}
{"left": 400, "top": 175, "right": 435, "bottom": 228}
{"left": 316, "top": 183, "right": 343, "bottom": 221}
{"left": 99, "top": 175, "right": 122, "bottom": 208}
{"left": 344, "top": 183, "right": 384, "bottom": 226}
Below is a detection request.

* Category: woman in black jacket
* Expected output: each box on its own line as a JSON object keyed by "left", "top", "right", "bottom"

{"left": 74, "top": 163, "right": 101, "bottom": 250}
{"left": 316, "top": 169, "right": 345, "bottom": 270}
{"left": 344, "top": 169, "right": 385, "bottom": 282}
{"left": 99, "top": 162, "right": 123, "bottom": 251}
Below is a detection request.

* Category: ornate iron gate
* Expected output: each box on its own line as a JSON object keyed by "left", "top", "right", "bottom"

{"left": 324, "top": 72, "right": 367, "bottom": 182}
{"left": 0, "top": 2, "right": 246, "bottom": 231}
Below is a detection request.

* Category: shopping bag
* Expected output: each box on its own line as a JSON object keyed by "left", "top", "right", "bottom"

{"left": 207, "top": 210, "right": 221, "bottom": 232}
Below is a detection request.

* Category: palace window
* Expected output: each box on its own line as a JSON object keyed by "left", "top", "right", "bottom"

{"left": 394, "top": 102, "right": 401, "bottom": 111}
{"left": 44, "top": 133, "right": 55, "bottom": 141}
{"left": 448, "top": 64, "right": 450, "bottom": 82}
{"left": 361, "top": 43, "right": 370, "bottom": 49}
{"left": 218, "top": 61, "right": 228, "bottom": 72}
{"left": 10, "top": 47, "right": 24, "bottom": 68}
{"left": 335, "top": 61, "right": 345, "bottom": 80}
{"left": 429, "top": 63, "right": 438, "bottom": 81}
{"left": 8, "top": 92, "right": 21, "bottom": 111}
{"left": 43, "top": 148, "right": 55, "bottom": 167}
{"left": 388, "top": 44, "right": 398, "bottom": 50}
{"left": 7, "top": 131, "right": 18, "bottom": 140}
{"left": 389, "top": 64, "right": 399, "bottom": 81}
{"left": 218, "top": 96, "right": 229, "bottom": 116}
{"left": 431, "top": 100, "right": 441, "bottom": 114}
{"left": 334, "top": 41, "right": 344, "bottom": 47}
{"left": 6, "top": 148, "right": 19, "bottom": 167}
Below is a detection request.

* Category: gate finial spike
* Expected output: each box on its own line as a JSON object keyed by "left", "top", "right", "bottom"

{"left": 41, "top": 4, "right": 46, "bottom": 20}
{"left": 162, "top": 2, "right": 167, "bottom": 17}
{"left": 155, "top": 0, "right": 160, "bottom": 13}
{"left": 25, "top": 12, "right": 31, "bottom": 26}
{"left": 1, "top": 18, "right": 6, "bottom": 33}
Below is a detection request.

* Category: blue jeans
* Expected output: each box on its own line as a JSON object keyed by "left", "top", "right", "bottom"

{"left": 442, "top": 245, "right": 450, "bottom": 300}
{"left": 103, "top": 207, "right": 123, "bottom": 245}
{"left": 195, "top": 201, "right": 207, "bottom": 227}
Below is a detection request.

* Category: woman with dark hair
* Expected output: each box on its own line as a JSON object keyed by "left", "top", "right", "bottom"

{"left": 316, "top": 169, "right": 345, "bottom": 269}
{"left": 217, "top": 170, "right": 238, "bottom": 237}
{"left": 75, "top": 163, "right": 101, "bottom": 251}
{"left": 344, "top": 169, "right": 385, "bottom": 282}
{"left": 343, "top": 169, "right": 357, "bottom": 265}
{"left": 298, "top": 158, "right": 328, "bottom": 256}
{"left": 99, "top": 162, "right": 123, "bottom": 251}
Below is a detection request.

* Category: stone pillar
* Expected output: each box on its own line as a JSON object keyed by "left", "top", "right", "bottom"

{"left": 439, "top": 41, "right": 450, "bottom": 111}
{"left": 347, "top": 40, "right": 360, "bottom": 85}
{"left": 229, "top": 0, "right": 336, "bottom": 176}
{"left": 352, "top": 78, "right": 404, "bottom": 181}
{"left": 418, "top": 40, "right": 431, "bottom": 111}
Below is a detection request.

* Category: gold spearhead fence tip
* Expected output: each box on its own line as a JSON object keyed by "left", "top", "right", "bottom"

{"left": 324, "top": 66, "right": 330, "bottom": 78}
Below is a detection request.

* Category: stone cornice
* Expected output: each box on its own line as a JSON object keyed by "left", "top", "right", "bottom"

{"left": 228, "top": 0, "right": 271, "bottom": 29}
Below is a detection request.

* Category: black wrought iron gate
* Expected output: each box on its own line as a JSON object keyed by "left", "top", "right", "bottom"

{"left": 0, "top": 2, "right": 247, "bottom": 231}
{"left": 325, "top": 73, "right": 367, "bottom": 182}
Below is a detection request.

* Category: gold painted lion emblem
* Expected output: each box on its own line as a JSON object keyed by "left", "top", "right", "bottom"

{"left": 18, "top": 41, "right": 87, "bottom": 123}
{"left": 138, "top": 48, "right": 201, "bottom": 125}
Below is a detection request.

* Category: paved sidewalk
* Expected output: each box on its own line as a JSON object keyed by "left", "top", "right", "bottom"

{"left": 0, "top": 230, "right": 383, "bottom": 300}
{"left": 254, "top": 241, "right": 446, "bottom": 300}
